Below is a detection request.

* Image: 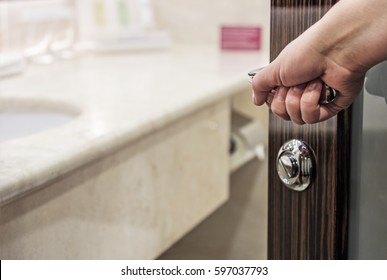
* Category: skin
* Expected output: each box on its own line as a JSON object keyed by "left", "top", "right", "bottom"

{"left": 252, "top": 0, "right": 387, "bottom": 125}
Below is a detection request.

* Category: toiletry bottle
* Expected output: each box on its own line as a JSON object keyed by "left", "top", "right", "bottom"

{"left": 139, "top": 0, "right": 154, "bottom": 28}
{"left": 117, "top": 0, "right": 130, "bottom": 27}
{"left": 93, "top": 0, "right": 105, "bottom": 27}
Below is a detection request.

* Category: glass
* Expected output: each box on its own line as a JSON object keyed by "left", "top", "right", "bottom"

{"left": 19, "top": 1, "right": 76, "bottom": 64}
{"left": 22, "top": 11, "right": 54, "bottom": 65}
{"left": 0, "top": 1, "right": 26, "bottom": 78}
{"left": 48, "top": 4, "right": 76, "bottom": 60}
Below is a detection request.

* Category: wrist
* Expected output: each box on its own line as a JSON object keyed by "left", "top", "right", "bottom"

{"left": 308, "top": 0, "right": 387, "bottom": 73}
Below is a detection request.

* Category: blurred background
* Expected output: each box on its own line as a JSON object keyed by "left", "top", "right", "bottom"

{"left": 0, "top": 0, "right": 270, "bottom": 260}
{"left": 0, "top": 0, "right": 269, "bottom": 62}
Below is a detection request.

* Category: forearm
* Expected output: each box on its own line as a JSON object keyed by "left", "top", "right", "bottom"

{"left": 251, "top": 0, "right": 384, "bottom": 124}
{"left": 308, "top": 0, "right": 387, "bottom": 73}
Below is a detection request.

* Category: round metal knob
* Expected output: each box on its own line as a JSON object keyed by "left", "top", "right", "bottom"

{"left": 276, "top": 139, "right": 315, "bottom": 191}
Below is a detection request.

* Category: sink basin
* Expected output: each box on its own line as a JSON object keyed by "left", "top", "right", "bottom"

{"left": 0, "top": 98, "right": 80, "bottom": 142}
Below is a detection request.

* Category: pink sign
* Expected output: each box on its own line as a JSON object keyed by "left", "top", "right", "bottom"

{"left": 221, "top": 26, "right": 262, "bottom": 50}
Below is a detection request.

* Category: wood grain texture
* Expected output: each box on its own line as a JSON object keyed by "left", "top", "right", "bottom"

{"left": 268, "top": 0, "right": 351, "bottom": 259}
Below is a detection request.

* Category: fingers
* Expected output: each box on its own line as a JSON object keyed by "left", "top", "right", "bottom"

{"left": 266, "top": 79, "right": 338, "bottom": 124}
{"left": 251, "top": 64, "right": 357, "bottom": 124}
{"left": 299, "top": 79, "right": 323, "bottom": 124}
{"left": 252, "top": 64, "right": 282, "bottom": 106}
{"left": 285, "top": 84, "right": 307, "bottom": 125}
{"left": 270, "top": 87, "right": 290, "bottom": 121}
{"left": 269, "top": 84, "right": 309, "bottom": 125}
{"left": 251, "top": 63, "right": 326, "bottom": 125}
{"left": 317, "top": 78, "right": 364, "bottom": 122}
{"left": 251, "top": 55, "right": 364, "bottom": 124}
{"left": 299, "top": 79, "right": 360, "bottom": 123}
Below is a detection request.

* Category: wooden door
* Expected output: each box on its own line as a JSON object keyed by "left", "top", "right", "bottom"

{"left": 268, "top": 0, "right": 351, "bottom": 259}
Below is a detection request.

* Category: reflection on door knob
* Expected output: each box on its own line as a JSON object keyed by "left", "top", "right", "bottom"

{"left": 278, "top": 153, "right": 298, "bottom": 179}
{"left": 277, "top": 139, "right": 315, "bottom": 191}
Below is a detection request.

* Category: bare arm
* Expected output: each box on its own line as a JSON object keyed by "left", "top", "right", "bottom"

{"left": 252, "top": 0, "right": 387, "bottom": 124}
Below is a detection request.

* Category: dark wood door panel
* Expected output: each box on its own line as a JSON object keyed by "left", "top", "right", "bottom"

{"left": 268, "top": 0, "right": 351, "bottom": 259}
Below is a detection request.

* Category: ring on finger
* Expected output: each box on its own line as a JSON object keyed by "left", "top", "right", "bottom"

{"left": 320, "top": 82, "right": 338, "bottom": 104}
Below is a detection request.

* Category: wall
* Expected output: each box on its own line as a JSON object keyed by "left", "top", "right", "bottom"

{"left": 1, "top": 0, "right": 270, "bottom": 53}
{"left": 0, "top": 0, "right": 74, "bottom": 53}
{"left": 152, "top": 0, "right": 270, "bottom": 50}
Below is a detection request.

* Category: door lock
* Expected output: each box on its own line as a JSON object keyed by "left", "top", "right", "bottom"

{"left": 277, "top": 139, "right": 315, "bottom": 191}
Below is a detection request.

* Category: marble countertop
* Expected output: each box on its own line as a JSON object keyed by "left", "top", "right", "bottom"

{"left": 0, "top": 45, "right": 268, "bottom": 206}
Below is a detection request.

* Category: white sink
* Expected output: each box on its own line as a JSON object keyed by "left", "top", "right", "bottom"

{"left": 0, "top": 98, "right": 80, "bottom": 142}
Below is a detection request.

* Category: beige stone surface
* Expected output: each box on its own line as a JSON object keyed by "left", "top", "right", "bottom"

{"left": 0, "top": 101, "right": 230, "bottom": 259}
{"left": 0, "top": 45, "right": 268, "bottom": 207}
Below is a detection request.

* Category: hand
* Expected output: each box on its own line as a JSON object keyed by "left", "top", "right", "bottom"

{"left": 249, "top": 0, "right": 387, "bottom": 124}
{"left": 251, "top": 36, "right": 366, "bottom": 125}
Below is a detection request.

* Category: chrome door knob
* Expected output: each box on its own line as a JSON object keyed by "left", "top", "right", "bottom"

{"left": 277, "top": 139, "right": 315, "bottom": 191}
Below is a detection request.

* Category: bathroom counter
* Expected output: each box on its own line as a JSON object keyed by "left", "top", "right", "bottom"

{"left": 0, "top": 45, "right": 267, "bottom": 206}
{"left": 0, "top": 45, "right": 268, "bottom": 259}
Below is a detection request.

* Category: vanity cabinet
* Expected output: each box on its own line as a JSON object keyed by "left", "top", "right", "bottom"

{"left": 0, "top": 100, "right": 230, "bottom": 259}
{"left": 159, "top": 89, "right": 269, "bottom": 260}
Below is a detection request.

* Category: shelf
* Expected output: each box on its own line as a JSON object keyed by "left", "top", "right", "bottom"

{"left": 230, "top": 112, "right": 266, "bottom": 173}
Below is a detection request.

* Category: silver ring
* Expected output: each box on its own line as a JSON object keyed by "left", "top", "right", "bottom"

{"left": 320, "top": 82, "right": 338, "bottom": 104}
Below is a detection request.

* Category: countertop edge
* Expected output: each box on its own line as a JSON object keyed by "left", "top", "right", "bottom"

{"left": 0, "top": 78, "right": 250, "bottom": 207}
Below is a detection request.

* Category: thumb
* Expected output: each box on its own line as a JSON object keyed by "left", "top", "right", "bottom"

{"left": 251, "top": 62, "right": 282, "bottom": 105}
